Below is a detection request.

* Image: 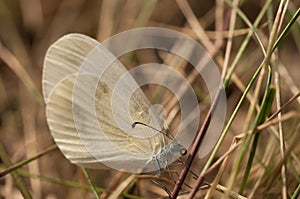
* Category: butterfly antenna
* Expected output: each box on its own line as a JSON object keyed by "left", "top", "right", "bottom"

{"left": 132, "top": 121, "right": 175, "bottom": 141}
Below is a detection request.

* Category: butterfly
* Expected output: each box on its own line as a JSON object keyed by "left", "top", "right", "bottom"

{"left": 43, "top": 33, "right": 186, "bottom": 173}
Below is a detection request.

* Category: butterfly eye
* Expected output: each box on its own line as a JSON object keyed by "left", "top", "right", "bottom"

{"left": 180, "top": 148, "right": 187, "bottom": 155}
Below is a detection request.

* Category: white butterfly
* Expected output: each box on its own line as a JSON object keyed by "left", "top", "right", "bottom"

{"left": 43, "top": 34, "right": 186, "bottom": 173}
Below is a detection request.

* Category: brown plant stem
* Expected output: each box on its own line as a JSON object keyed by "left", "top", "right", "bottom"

{"left": 171, "top": 86, "right": 223, "bottom": 198}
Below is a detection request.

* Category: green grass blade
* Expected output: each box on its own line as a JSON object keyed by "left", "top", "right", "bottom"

{"left": 239, "top": 86, "right": 276, "bottom": 193}
{"left": 81, "top": 167, "right": 100, "bottom": 199}
{"left": 291, "top": 183, "right": 300, "bottom": 199}
{"left": 272, "top": 7, "right": 300, "bottom": 52}
{"left": 0, "top": 143, "right": 32, "bottom": 199}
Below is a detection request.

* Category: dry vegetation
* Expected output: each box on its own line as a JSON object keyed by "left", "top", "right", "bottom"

{"left": 0, "top": 0, "right": 299, "bottom": 198}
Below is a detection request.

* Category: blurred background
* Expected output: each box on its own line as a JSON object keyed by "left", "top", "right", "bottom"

{"left": 0, "top": 0, "right": 299, "bottom": 198}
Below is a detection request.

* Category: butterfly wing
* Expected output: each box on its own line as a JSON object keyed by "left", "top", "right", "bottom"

{"left": 43, "top": 34, "right": 98, "bottom": 102}
{"left": 44, "top": 34, "right": 165, "bottom": 172}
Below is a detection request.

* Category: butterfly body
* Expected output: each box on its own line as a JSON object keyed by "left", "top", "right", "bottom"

{"left": 145, "top": 139, "right": 186, "bottom": 172}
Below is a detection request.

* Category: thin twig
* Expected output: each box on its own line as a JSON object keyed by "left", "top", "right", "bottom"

{"left": 267, "top": 91, "right": 300, "bottom": 121}
{"left": 171, "top": 86, "right": 223, "bottom": 198}
{"left": 0, "top": 145, "right": 57, "bottom": 178}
